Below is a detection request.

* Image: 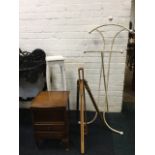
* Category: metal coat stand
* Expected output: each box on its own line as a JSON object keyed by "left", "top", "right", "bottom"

{"left": 77, "top": 24, "right": 135, "bottom": 154}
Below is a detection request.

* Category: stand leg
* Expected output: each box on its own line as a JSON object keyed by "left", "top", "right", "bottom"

{"left": 60, "top": 63, "right": 67, "bottom": 91}
{"left": 46, "top": 63, "right": 52, "bottom": 91}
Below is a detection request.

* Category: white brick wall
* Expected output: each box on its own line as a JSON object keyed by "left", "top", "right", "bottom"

{"left": 19, "top": 0, "right": 132, "bottom": 112}
{"left": 130, "top": 0, "right": 135, "bottom": 28}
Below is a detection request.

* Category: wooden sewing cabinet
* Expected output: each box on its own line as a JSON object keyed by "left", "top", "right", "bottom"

{"left": 31, "top": 91, "right": 69, "bottom": 149}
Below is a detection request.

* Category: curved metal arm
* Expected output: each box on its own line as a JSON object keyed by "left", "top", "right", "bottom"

{"left": 89, "top": 23, "right": 135, "bottom": 34}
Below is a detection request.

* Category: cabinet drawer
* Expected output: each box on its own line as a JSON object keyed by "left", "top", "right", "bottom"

{"left": 35, "top": 131, "right": 65, "bottom": 139}
{"left": 34, "top": 123, "right": 65, "bottom": 131}
{"left": 32, "top": 108, "right": 66, "bottom": 122}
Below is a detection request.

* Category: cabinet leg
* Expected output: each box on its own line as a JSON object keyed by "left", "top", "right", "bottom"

{"left": 35, "top": 138, "right": 43, "bottom": 148}
{"left": 62, "top": 138, "right": 69, "bottom": 151}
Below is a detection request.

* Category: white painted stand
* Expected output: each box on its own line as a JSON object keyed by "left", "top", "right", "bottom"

{"left": 46, "top": 55, "right": 67, "bottom": 91}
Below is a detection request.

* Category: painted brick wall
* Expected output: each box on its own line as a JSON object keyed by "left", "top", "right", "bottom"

{"left": 19, "top": 0, "right": 132, "bottom": 112}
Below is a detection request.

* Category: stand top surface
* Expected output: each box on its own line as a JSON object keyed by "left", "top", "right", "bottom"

{"left": 46, "top": 55, "right": 65, "bottom": 62}
{"left": 31, "top": 91, "right": 69, "bottom": 108}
